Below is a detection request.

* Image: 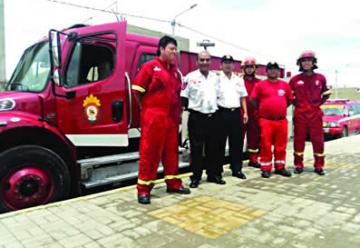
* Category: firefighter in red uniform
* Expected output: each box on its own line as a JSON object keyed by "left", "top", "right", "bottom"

{"left": 250, "top": 62, "right": 293, "bottom": 178}
{"left": 132, "top": 36, "right": 190, "bottom": 204}
{"left": 290, "top": 51, "right": 331, "bottom": 175}
{"left": 242, "top": 57, "right": 261, "bottom": 168}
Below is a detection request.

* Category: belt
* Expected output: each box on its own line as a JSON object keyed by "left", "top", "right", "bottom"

{"left": 260, "top": 116, "right": 286, "bottom": 121}
{"left": 189, "top": 109, "right": 215, "bottom": 117}
{"left": 218, "top": 107, "right": 240, "bottom": 112}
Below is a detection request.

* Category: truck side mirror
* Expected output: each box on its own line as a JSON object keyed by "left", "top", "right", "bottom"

{"left": 49, "top": 30, "right": 61, "bottom": 69}
{"left": 49, "top": 30, "right": 62, "bottom": 86}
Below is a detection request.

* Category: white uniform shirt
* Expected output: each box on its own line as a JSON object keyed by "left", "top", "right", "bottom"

{"left": 217, "top": 71, "right": 248, "bottom": 108}
{"left": 181, "top": 70, "right": 219, "bottom": 114}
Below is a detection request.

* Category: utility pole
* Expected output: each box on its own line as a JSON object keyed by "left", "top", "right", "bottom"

{"left": 171, "top": 4, "right": 197, "bottom": 36}
{"left": 0, "top": 0, "right": 5, "bottom": 90}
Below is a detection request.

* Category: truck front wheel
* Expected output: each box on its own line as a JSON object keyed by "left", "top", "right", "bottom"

{"left": 0, "top": 145, "right": 70, "bottom": 213}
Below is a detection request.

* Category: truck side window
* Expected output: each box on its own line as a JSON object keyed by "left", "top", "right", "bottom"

{"left": 137, "top": 53, "right": 156, "bottom": 70}
{"left": 65, "top": 38, "right": 115, "bottom": 88}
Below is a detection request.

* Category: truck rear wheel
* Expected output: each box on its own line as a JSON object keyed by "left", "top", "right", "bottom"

{"left": 0, "top": 145, "right": 70, "bottom": 213}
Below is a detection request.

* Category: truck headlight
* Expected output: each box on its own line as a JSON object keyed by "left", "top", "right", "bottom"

{"left": 329, "top": 122, "right": 339, "bottom": 127}
{"left": 0, "top": 98, "right": 16, "bottom": 111}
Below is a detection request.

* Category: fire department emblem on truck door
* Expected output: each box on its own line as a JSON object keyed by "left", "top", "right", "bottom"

{"left": 83, "top": 94, "right": 101, "bottom": 123}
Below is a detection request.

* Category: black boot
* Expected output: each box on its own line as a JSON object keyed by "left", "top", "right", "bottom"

{"left": 207, "top": 176, "right": 226, "bottom": 184}
{"left": 274, "top": 168, "right": 292, "bottom": 177}
{"left": 232, "top": 171, "right": 247, "bottom": 179}
{"left": 294, "top": 167, "right": 304, "bottom": 174}
{"left": 167, "top": 187, "right": 191, "bottom": 194}
{"left": 314, "top": 168, "right": 325, "bottom": 176}
{"left": 261, "top": 171, "right": 271, "bottom": 178}
{"left": 138, "top": 194, "right": 151, "bottom": 204}
{"left": 189, "top": 179, "right": 200, "bottom": 188}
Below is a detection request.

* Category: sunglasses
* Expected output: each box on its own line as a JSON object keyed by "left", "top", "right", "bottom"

{"left": 199, "top": 58, "right": 210, "bottom": 62}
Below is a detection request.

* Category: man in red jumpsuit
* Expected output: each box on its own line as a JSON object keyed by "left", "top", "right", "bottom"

{"left": 290, "top": 51, "right": 331, "bottom": 175}
{"left": 242, "top": 57, "right": 261, "bottom": 168}
{"left": 132, "top": 36, "right": 190, "bottom": 204}
{"left": 250, "top": 62, "right": 293, "bottom": 178}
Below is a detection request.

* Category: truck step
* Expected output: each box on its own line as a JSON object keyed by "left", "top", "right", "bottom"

{"left": 78, "top": 147, "right": 186, "bottom": 168}
{"left": 81, "top": 160, "right": 190, "bottom": 189}
{"left": 78, "top": 152, "right": 140, "bottom": 168}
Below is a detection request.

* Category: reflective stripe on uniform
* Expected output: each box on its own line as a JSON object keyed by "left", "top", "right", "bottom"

{"left": 164, "top": 175, "right": 182, "bottom": 180}
{"left": 248, "top": 148, "right": 259, "bottom": 153}
{"left": 314, "top": 152, "right": 325, "bottom": 157}
{"left": 137, "top": 179, "right": 156, "bottom": 185}
{"left": 274, "top": 160, "right": 286, "bottom": 164}
{"left": 294, "top": 151, "right": 304, "bottom": 156}
{"left": 322, "top": 90, "right": 332, "bottom": 96}
{"left": 260, "top": 162, "right": 272, "bottom": 166}
{"left": 132, "top": 84, "right": 146, "bottom": 93}
{"left": 138, "top": 173, "right": 193, "bottom": 186}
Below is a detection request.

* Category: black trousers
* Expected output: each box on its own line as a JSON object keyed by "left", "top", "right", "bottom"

{"left": 188, "top": 110, "right": 223, "bottom": 180}
{"left": 218, "top": 107, "right": 244, "bottom": 173}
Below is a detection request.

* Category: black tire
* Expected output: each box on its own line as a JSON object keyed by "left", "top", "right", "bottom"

{"left": 342, "top": 126, "right": 348, "bottom": 138}
{"left": 0, "top": 145, "right": 70, "bottom": 213}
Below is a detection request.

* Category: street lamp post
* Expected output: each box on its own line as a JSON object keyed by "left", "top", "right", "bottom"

{"left": 171, "top": 3, "right": 197, "bottom": 35}
{"left": 334, "top": 69, "right": 338, "bottom": 99}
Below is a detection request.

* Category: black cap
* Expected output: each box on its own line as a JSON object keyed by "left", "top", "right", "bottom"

{"left": 266, "top": 61, "right": 280, "bottom": 70}
{"left": 221, "top": 55, "right": 234, "bottom": 63}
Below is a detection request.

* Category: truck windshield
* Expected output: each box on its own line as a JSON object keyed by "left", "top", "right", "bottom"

{"left": 7, "top": 42, "right": 50, "bottom": 92}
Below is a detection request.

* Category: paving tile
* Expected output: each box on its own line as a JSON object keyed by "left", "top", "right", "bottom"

{"left": 0, "top": 137, "right": 360, "bottom": 247}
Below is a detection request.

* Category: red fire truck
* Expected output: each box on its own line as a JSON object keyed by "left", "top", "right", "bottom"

{"left": 0, "top": 21, "right": 284, "bottom": 212}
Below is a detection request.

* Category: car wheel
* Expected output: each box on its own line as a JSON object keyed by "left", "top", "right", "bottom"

{"left": 342, "top": 126, "right": 348, "bottom": 137}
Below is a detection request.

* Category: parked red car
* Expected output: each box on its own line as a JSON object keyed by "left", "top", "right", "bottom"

{"left": 322, "top": 99, "right": 360, "bottom": 138}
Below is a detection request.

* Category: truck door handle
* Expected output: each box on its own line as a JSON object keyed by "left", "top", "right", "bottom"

{"left": 112, "top": 100, "right": 123, "bottom": 122}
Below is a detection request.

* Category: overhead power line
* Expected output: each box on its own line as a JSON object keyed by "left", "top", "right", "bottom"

{"left": 46, "top": 0, "right": 170, "bottom": 24}
{"left": 82, "top": 1, "right": 118, "bottom": 23}
{"left": 178, "top": 23, "right": 254, "bottom": 53}
{"left": 44, "top": 0, "right": 268, "bottom": 57}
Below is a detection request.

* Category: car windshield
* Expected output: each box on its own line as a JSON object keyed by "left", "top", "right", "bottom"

{"left": 7, "top": 42, "right": 50, "bottom": 92}
{"left": 322, "top": 105, "right": 345, "bottom": 116}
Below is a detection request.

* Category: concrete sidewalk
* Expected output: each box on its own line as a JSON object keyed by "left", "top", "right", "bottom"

{"left": 1, "top": 136, "right": 360, "bottom": 247}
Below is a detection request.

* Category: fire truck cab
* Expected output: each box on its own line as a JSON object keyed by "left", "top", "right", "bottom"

{"left": 0, "top": 21, "right": 163, "bottom": 212}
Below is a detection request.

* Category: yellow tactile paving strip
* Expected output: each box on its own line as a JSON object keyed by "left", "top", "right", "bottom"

{"left": 149, "top": 196, "right": 266, "bottom": 239}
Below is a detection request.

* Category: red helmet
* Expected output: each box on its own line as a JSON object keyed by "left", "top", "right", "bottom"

{"left": 241, "top": 57, "right": 257, "bottom": 68}
{"left": 296, "top": 50, "right": 318, "bottom": 70}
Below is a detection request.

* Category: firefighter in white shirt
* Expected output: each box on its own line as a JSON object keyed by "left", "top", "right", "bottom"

{"left": 181, "top": 51, "right": 224, "bottom": 187}
{"left": 218, "top": 55, "right": 249, "bottom": 179}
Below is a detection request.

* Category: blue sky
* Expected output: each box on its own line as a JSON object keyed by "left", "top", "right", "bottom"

{"left": 4, "top": 0, "right": 360, "bottom": 87}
